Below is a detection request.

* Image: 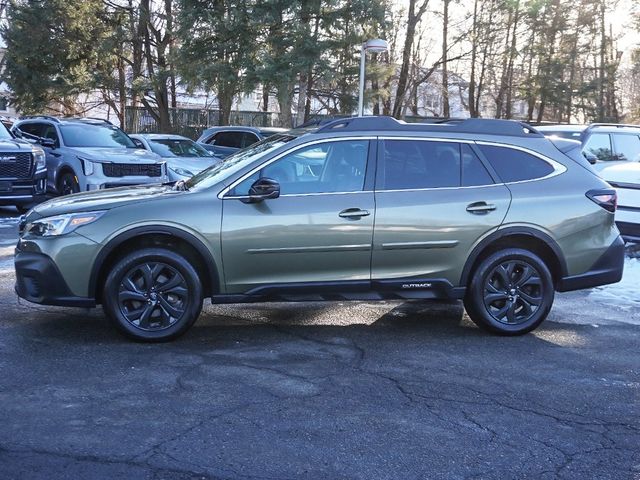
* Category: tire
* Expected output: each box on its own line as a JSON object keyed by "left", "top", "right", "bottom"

{"left": 464, "top": 248, "right": 554, "bottom": 335}
{"left": 58, "top": 172, "right": 80, "bottom": 196}
{"left": 102, "top": 248, "right": 203, "bottom": 342}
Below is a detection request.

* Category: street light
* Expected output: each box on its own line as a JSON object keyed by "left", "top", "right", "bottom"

{"left": 358, "top": 38, "right": 389, "bottom": 117}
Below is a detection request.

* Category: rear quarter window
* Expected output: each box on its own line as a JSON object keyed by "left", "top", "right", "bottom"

{"left": 477, "top": 144, "right": 555, "bottom": 183}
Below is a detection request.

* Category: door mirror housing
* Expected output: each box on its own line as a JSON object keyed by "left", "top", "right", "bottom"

{"left": 245, "top": 177, "right": 280, "bottom": 203}
{"left": 40, "top": 137, "right": 56, "bottom": 149}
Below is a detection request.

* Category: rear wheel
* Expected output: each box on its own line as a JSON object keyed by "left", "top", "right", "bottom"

{"left": 58, "top": 172, "right": 79, "bottom": 196}
{"left": 102, "top": 248, "right": 203, "bottom": 342}
{"left": 464, "top": 248, "right": 554, "bottom": 335}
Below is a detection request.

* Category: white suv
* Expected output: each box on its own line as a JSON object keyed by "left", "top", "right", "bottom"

{"left": 538, "top": 124, "right": 640, "bottom": 243}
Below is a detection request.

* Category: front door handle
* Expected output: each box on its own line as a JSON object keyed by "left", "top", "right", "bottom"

{"left": 339, "top": 208, "right": 370, "bottom": 219}
{"left": 466, "top": 202, "right": 497, "bottom": 214}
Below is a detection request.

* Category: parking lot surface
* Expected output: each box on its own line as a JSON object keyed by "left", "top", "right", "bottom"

{"left": 1, "top": 207, "right": 638, "bottom": 479}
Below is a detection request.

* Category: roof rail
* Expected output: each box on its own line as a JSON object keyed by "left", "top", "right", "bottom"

{"left": 64, "top": 116, "right": 114, "bottom": 125}
{"left": 19, "top": 115, "right": 61, "bottom": 123}
{"left": 587, "top": 123, "right": 640, "bottom": 130}
{"left": 315, "top": 116, "right": 541, "bottom": 138}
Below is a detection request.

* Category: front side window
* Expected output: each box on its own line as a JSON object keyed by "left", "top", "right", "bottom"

{"left": 16, "top": 122, "right": 44, "bottom": 139}
{"left": 611, "top": 134, "right": 640, "bottom": 162}
{"left": 380, "top": 139, "right": 461, "bottom": 190}
{"left": 59, "top": 124, "right": 136, "bottom": 148}
{"left": 230, "top": 140, "right": 369, "bottom": 196}
{"left": 583, "top": 133, "right": 613, "bottom": 162}
{"left": 477, "top": 144, "right": 555, "bottom": 183}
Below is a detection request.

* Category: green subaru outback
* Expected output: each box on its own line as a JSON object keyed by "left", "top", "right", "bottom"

{"left": 14, "top": 116, "right": 624, "bottom": 341}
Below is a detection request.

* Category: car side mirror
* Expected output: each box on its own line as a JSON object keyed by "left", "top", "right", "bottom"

{"left": 245, "top": 177, "right": 280, "bottom": 203}
{"left": 583, "top": 151, "right": 597, "bottom": 165}
{"left": 40, "top": 138, "right": 56, "bottom": 149}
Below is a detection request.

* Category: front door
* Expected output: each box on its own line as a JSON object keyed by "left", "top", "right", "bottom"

{"left": 221, "top": 138, "right": 375, "bottom": 294}
{"left": 371, "top": 138, "right": 512, "bottom": 291}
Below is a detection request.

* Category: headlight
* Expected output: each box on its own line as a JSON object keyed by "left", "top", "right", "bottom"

{"left": 170, "top": 167, "right": 194, "bottom": 177}
{"left": 25, "top": 211, "right": 105, "bottom": 237}
{"left": 78, "top": 156, "right": 94, "bottom": 175}
{"left": 33, "top": 148, "right": 46, "bottom": 171}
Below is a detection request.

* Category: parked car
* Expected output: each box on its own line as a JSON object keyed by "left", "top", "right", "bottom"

{"left": 129, "top": 133, "right": 220, "bottom": 181}
{"left": 537, "top": 123, "right": 640, "bottom": 243}
{"left": 11, "top": 116, "right": 168, "bottom": 195}
{"left": 197, "top": 126, "right": 287, "bottom": 158}
{"left": 0, "top": 121, "right": 47, "bottom": 212}
{"left": 15, "top": 116, "right": 623, "bottom": 341}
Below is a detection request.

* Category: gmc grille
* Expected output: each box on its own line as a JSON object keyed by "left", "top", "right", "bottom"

{"left": 102, "top": 163, "right": 162, "bottom": 178}
{"left": 0, "top": 152, "right": 33, "bottom": 179}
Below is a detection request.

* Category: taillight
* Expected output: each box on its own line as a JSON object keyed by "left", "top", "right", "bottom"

{"left": 586, "top": 189, "right": 617, "bottom": 213}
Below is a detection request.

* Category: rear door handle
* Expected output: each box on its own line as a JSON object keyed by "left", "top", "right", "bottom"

{"left": 466, "top": 202, "right": 497, "bottom": 214}
{"left": 339, "top": 208, "right": 370, "bottom": 219}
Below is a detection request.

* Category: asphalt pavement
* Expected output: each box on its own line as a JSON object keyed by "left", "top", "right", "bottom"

{"left": 0, "top": 206, "right": 638, "bottom": 479}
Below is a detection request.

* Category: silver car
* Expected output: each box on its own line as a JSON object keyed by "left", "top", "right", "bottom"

{"left": 12, "top": 117, "right": 168, "bottom": 195}
{"left": 130, "top": 133, "right": 220, "bottom": 182}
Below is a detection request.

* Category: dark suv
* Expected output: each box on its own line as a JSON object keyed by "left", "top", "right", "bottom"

{"left": 15, "top": 116, "right": 624, "bottom": 341}
{"left": 197, "top": 126, "right": 287, "bottom": 158}
{"left": 12, "top": 116, "right": 168, "bottom": 195}
{"left": 0, "top": 121, "right": 47, "bottom": 212}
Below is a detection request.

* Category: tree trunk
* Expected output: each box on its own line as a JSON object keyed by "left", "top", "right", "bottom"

{"left": 441, "top": 0, "right": 450, "bottom": 117}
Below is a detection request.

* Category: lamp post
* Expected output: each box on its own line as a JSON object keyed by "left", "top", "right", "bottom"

{"left": 358, "top": 38, "right": 389, "bottom": 117}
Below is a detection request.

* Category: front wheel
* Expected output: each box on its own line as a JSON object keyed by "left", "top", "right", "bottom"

{"left": 102, "top": 248, "right": 203, "bottom": 342}
{"left": 464, "top": 248, "right": 554, "bottom": 335}
{"left": 58, "top": 172, "right": 80, "bottom": 196}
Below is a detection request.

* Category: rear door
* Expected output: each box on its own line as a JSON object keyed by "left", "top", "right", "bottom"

{"left": 371, "top": 138, "right": 512, "bottom": 291}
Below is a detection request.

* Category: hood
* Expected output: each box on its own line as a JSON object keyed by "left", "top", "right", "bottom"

{"left": 595, "top": 162, "right": 640, "bottom": 185}
{"left": 73, "top": 147, "right": 162, "bottom": 164}
{"left": 164, "top": 156, "right": 220, "bottom": 175}
{"left": 0, "top": 138, "right": 36, "bottom": 151}
{"left": 27, "top": 184, "right": 179, "bottom": 220}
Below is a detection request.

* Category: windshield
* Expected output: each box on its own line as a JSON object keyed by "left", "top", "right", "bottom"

{"left": 186, "top": 134, "right": 297, "bottom": 191}
{"left": 148, "top": 138, "right": 213, "bottom": 158}
{"left": 60, "top": 124, "right": 136, "bottom": 148}
{"left": 0, "top": 122, "right": 12, "bottom": 139}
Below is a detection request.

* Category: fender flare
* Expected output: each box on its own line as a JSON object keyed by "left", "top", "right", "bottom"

{"left": 88, "top": 225, "right": 220, "bottom": 300}
{"left": 459, "top": 226, "right": 568, "bottom": 287}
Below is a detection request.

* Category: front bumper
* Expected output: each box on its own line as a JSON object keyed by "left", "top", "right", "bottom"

{"left": 557, "top": 235, "right": 625, "bottom": 292}
{"left": 0, "top": 170, "right": 47, "bottom": 206}
{"left": 14, "top": 250, "right": 95, "bottom": 307}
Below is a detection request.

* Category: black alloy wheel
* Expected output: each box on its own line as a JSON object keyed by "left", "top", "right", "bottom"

{"left": 103, "top": 248, "right": 203, "bottom": 341}
{"left": 482, "top": 260, "right": 543, "bottom": 325}
{"left": 118, "top": 262, "right": 188, "bottom": 331}
{"left": 59, "top": 172, "right": 80, "bottom": 196}
{"left": 464, "top": 248, "right": 554, "bottom": 335}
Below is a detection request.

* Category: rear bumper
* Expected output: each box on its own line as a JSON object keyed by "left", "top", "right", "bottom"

{"left": 616, "top": 220, "right": 640, "bottom": 243}
{"left": 14, "top": 250, "right": 95, "bottom": 307}
{"left": 556, "top": 235, "right": 625, "bottom": 292}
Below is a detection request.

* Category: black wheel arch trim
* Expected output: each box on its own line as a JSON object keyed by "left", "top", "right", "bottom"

{"left": 460, "top": 226, "right": 568, "bottom": 287}
{"left": 89, "top": 225, "right": 220, "bottom": 303}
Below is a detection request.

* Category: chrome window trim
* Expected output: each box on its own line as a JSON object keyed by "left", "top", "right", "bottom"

{"left": 218, "top": 136, "right": 376, "bottom": 199}
{"left": 375, "top": 136, "right": 567, "bottom": 192}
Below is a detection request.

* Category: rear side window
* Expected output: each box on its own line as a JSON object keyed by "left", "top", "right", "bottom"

{"left": 381, "top": 140, "right": 461, "bottom": 190}
{"left": 477, "top": 145, "right": 554, "bottom": 183}
{"left": 584, "top": 133, "right": 612, "bottom": 161}
{"left": 611, "top": 134, "right": 640, "bottom": 162}
{"left": 462, "top": 144, "right": 494, "bottom": 186}
{"left": 210, "top": 131, "right": 243, "bottom": 148}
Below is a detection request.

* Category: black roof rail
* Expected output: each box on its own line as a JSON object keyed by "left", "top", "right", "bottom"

{"left": 314, "top": 115, "right": 542, "bottom": 137}
{"left": 297, "top": 116, "right": 350, "bottom": 129}
{"left": 587, "top": 123, "right": 640, "bottom": 130}
{"left": 19, "top": 115, "right": 61, "bottom": 123}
